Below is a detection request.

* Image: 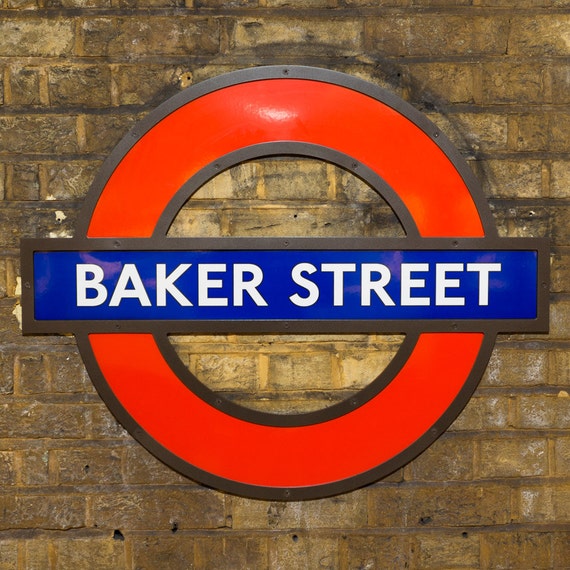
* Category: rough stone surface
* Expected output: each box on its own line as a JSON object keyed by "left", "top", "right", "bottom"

{"left": 0, "top": 2, "right": 568, "bottom": 568}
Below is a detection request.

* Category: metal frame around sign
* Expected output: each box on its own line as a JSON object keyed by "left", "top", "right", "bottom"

{"left": 20, "top": 66, "right": 549, "bottom": 500}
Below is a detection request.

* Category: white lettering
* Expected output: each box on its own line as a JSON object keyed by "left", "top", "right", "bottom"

{"left": 233, "top": 264, "right": 267, "bottom": 307}
{"left": 290, "top": 263, "right": 319, "bottom": 307}
{"left": 76, "top": 264, "right": 107, "bottom": 307}
{"left": 361, "top": 263, "right": 395, "bottom": 306}
{"left": 435, "top": 263, "right": 465, "bottom": 306}
{"left": 156, "top": 263, "right": 192, "bottom": 307}
{"left": 401, "top": 263, "right": 430, "bottom": 306}
{"left": 321, "top": 263, "right": 356, "bottom": 306}
{"left": 467, "top": 262, "right": 502, "bottom": 305}
{"left": 198, "top": 264, "right": 228, "bottom": 307}
{"left": 109, "top": 264, "right": 151, "bottom": 307}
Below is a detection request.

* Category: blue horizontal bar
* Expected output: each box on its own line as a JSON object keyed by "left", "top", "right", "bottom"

{"left": 33, "top": 249, "right": 538, "bottom": 322}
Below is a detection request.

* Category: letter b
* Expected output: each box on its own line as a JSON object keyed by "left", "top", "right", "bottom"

{"left": 77, "top": 264, "right": 108, "bottom": 306}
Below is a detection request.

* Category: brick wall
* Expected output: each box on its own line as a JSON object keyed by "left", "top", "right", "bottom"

{"left": 0, "top": 0, "right": 569, "bottom": 568}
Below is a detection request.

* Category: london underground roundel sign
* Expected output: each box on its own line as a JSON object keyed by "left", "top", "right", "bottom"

{"left": 21, "top": 66, "right": 548, "bottom": 500}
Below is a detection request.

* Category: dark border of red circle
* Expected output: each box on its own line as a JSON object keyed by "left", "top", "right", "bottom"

{"left": 25, "top": 66, "right": 548, "bottom": 500}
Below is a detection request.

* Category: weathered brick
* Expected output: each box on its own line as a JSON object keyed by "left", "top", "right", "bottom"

{"left": 7, "top": 0, "right": 38, "bottom": 7}
{"left": 55, "top": 448, "right": 123, "bottom": 485}
{"left": 0, "top": 116, "right": 79, "bottom": 154}
{"left": 366, "top": 15, "right": 509, "bottom": 56}
{"left": 268, "top": 534, "right": 339, "bottom": 570}
{"left": 509, "top": 15, "right": 570, "bottom": 55}
{"left": 551, "top": 62, "right": 570, "bottom": 104}
{"left": 0, "top": 494, "right": 86, "bottom": 530}
{"left": 0, "top": 350, "right": 15, "bottom": 394}
{"left": 80, "top": 17, "right": 220, "bottom": 57}
{"left": 516, "top": 394, "right": 570, "bottom": 429}
{"left": 346, "top": 0, "right": 412, "bottom": 5}
{"left": 369, "top": 484, "right": 510, "bottom": 528}
{"left": 450, "top": 395, "right": 509, "bottom": 431}
{"left": 474, "top": 0, "right": 564, "bottom": 5}
{"left": 47, "top": 0, "right": 111, "bottom": 7}
{"left": 551, "top": 206, "right": 570, "bottom": 246}
{"left": 8, "top": 66, "right": 41, "bottom": 106}
{"left": 344, "top": 535, "right": 410, "bottom": 569}
{"left": 22, "top": 539, "right": 50, "bottom": 570}
{"left": 407, "top": 435, "right": 474, "bottom": 481}
{"left": 81, "top": 114, "right": 139, "bottom": 154}
{"left": 0, "top": 19, "right": 74, "bottom": 57}
{"left": 87, "top": 404, "right": 129, "bottom": 439}
{"left": 550, "top": 112, "right": 570, "bottom": 152}
{"left": 112, "top": 64, "right": 180, "bottom": 106}
{"left": 194, "top": 536, "right": 269, "bottom": 569}
{"left": 518, "top": 484, "right": 570, "bottom": 523}
{"left": 405, "top": 62, "right": 476, "bottom": 104}
{"left": 44, "top": 161, "right": 100, "bottom": 200}
{"left": 261, "top": 158, "right": 330, "bottom": 201}
{"left": 167, "top": 207, "right": 224, "bottom": 237}
{"left": 509, "top": 113, "right": 550, "bottom": 152}
{"left": 0, "top": 452, "right": 16, "bottom": 486}
{"left": 267, "top": 352, "right": 333, "bottom": 391}
{"left": 117, "top": 0, "right": 186, "bottom": 6}
{"left": 338, "top": 345, "right": 400, "bottom": 389}
{"left": 431, "top": 112, "right": 508, "bottom": 154}
{"left": 224, "top": 204, "right": 394, "bottom": 238}
{"left": 48, "top": 65, "right": 112, "bottom": 108}
{"left": 554, "top": 436, "right": 570, "bottom": 475}
{"left": 551, "top": 350, "right": 570, "bottom": 386}
{"left": 480, "top": 159, "right": 543, "bottom": 198}
{"left": 55, "top": 537, "right": 125, "bottom": 569}
{"left": 123, "top": 445, "right": 187, "bottom": 485}
{"left": 232, "top": 18, "right": 363, "bottom": 55}
{"left": 481, "top": 347, "right": 549, "bottom": 387}
{"left": 478, "top": 438, "right": 548, "bottom": 478}
{"left": 412, "top": 532, "right": 480, "bottom": 568}
{"left": 0, "top": 260, "right": 6, "bottom": 299}
{"left": 50, "top": 351, "right": 92, "bottom": 393}
{"left": 481, "top": 531, "right": 552, "bottom": 569}
{"left": 334, "top": 165, "right": 387, "bottom": 204}
{"left": 0, "top": 164, "right": 5, "bottom": 200}
{"left": 0, "top": 205, "right": 78, "bottom": 248}
{"left": 15, "top": 353, "right": 49, "bottom": 394}
{"left": 481, "top": 62, "right": 549, "bottom": 104}
{"left": 550, "top": 299, "right": 570, "bottom": 339}
{"left": 0, "top": 402, "right": 86, "bottom": 438}
{"left": 91, "top": 489, "right": 226, "bottom": 530}
{"left": 233, "top": 490, "right": 367, "bottom": 529}
{"left": 194, "top": 162, "right": 260, "bottom": 200}
{"left": 192, "top": 353, "right": 259, "bottom": 392}
{"left": 550, "top": 160, "right": 570, "bottom": 198}
{"left": 20, "top": 449, "right": 50, "bottom": 486}
{"left": 492, "top": 204, "right": 550, "bottom": 241}
{"left": 553, "top": 531, "right": 570, "bottom": 569}
{"left": 131, "top": 536, "right": 195, "bottom": 570}
{"left": 264, "top": 0, "right": 335, "bottom": 6}
{"left": 0, "top": 540, "right": 18, "bottom": 570}
{"left": 9, "top": 163, "right": 40, "bottom": 201}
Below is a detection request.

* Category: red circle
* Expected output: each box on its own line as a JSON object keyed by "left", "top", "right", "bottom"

{"left": 88, "top": 79, "right": 483, "bottom": 238}
{"left": 90, "top": 332, "right": 482, "bottom": 487}
{"left": 85, "top": 73, "right": 486, "bottom": 495}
